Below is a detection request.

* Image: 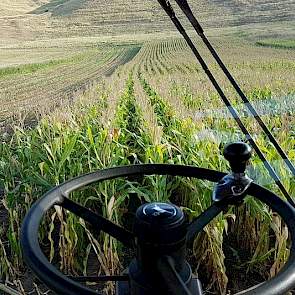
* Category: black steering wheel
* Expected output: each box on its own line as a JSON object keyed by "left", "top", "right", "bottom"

{"left": 21, "top": 162, "right": 295, "bottom": 295}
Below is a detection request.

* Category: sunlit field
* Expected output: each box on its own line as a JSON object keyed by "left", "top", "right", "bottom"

{"left": 0, "top": 34, "right": 294, "bottom": 294}
{"left": 0, "top": 39, "right": 140, "bottom": 129}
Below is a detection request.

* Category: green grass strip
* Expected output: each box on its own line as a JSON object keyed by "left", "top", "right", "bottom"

{"left": 0, "top": 59, "right": 68, "bottom": 77}
{"left": 0, "top": 50, "right": 104, "bottom": 78}
{"left": 256, "top": 39, "right": 295, "bottom": 50}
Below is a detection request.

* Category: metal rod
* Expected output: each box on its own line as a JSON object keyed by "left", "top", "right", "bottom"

{"left": 157, "top": 256, "right": 193, "bottom": 295}
{"left": 187, "top": 203, "right": 228, "bottom": 245}
{"left": 156, "top": 0, "right": 295, "bottom": 206}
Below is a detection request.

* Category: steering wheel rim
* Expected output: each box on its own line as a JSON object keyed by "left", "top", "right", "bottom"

{"left": 21, "top": 164, "right": 295, "bottom": 295}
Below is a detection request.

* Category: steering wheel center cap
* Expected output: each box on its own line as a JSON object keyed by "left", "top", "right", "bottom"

{"left": 143, "top": 203, "right": 177, "bottom": 218}
{"left": 136, "top": 202, "right": 184, "bottom": 227}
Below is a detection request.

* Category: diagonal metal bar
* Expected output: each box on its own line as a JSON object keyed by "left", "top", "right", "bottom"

{"left": 156, "top": 0, "right": 295, "bottom": 206}
{"left": 157, "top": 256, "right": 193, "bottom": 295}
{"left": 187, "top": 202, "right": 229, "bottom": 246}
{"left": 61, "top": 197, "right": 134, "bottom": 248}
{"left": 174, "top": 0, "right": 295, "bottom": 180}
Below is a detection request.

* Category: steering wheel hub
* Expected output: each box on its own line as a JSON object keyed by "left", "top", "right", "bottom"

{"left": 134, "top": 202, "right": 186, "bottom": 246}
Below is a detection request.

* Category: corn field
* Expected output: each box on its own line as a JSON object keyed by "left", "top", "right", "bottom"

{"left": 0, "top": 37, "right": 295, "bottom": 294}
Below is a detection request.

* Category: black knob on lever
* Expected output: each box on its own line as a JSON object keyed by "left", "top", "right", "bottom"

{"left": 223, "top": 142, "right": 252, "bottom": 174}
{"left": 213, "top": 142, "right": 253, "bottom": 203}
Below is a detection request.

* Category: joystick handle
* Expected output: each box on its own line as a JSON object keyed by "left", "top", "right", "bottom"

{"left": 223, "top": 142, "right": 252, "bottom": 173}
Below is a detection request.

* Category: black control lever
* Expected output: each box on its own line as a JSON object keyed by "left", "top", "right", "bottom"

{"left": 213, "top": 142, "right": 253, "bottom": 202}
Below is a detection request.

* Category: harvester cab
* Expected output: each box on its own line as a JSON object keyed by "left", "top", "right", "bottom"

{"left": 21, "top": 0, "right": 295, "bottom": 294}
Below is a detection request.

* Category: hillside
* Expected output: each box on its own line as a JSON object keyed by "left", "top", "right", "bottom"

{"left": 213, "top": 0, "right": 295, "bottom": 25}
{"left": 0, "top": 0, "right": 46, "bottom": 16}
{"left": 1, "top": 0, "right": 294, "bottom": 42}
{"left": 28, "top": 0, "right": 295, "bottom": 36}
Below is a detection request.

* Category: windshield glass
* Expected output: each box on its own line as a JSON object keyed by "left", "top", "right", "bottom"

{"left": 0, "top": 1, "right": 294, "bottom": 294}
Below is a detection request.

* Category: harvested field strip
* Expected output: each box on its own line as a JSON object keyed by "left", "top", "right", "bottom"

{"left": 0, "top": 45, "right": 141, "bottom": 123}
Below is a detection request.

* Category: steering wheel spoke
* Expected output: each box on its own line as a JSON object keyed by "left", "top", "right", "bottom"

{"left": 187, "top": 202, "right": 230, "bottom": 246}
{"left": 61, "top": 197, "right": 134, "bottom": 248}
